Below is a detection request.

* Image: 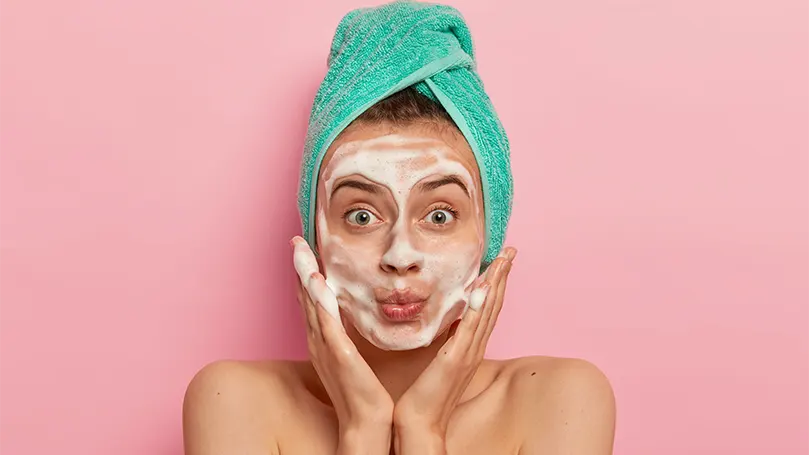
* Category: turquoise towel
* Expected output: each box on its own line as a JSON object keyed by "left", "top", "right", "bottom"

{"left": 297, "top": 0, "right": 513, "bottom": 267}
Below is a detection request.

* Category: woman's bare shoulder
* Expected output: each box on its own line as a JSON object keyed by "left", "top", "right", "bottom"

{"left": 185, "top": 359, "right": 307, "bottom": 398}
{"left": 497, "top": 355, "right": 611, "bottom": 383}
{"left": 493, "top": 356, "right": 616, "bottom": 453}
{"left": 182, "top": 359, "right": 314, "bottom": 454}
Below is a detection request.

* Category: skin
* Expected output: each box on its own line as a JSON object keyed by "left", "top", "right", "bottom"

{"left": 183, "top": 122, "right": 616, "bottom": 455}
{"left": 313, "top": 131, "right": 486, "bottom": 350}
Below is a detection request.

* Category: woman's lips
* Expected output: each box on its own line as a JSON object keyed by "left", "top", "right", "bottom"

{"left": 376, "top": 288, "right": 428, "bottom": 321}
{"left": 380, "top": 301, "right": 425, "bottom": 321}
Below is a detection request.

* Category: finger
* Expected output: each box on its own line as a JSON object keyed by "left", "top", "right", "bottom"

{"left": 446, "top": 317, "right": 462, "bottom": 339}
{"left": 461, "top": 263, "right": 490, "bottom": 314}
{"left": 295, "top": 278, "right": 304, "bottom": 304}
{"left": 295, "top": 278, "right": 323, "bottom": 362}
{"left": 301, "top": 274, "right": 323, "bottom": 340}
{"left": 314, "top": 298, "right": 341, "bottom": 340}
{"left": 475, "top": 258, "right": 514, "bottom": 352}
{"left": 478, "top": 257, "right": 498, "bottom": 282}
{"left": 468, "top": 253, "right": 508, "bottom": 311}
{"left": 291, "top": 237, "right": 342, "bottom": 321}
{"left": 307, "top": 272, "right": 341, "bottom": 322}
{"left": 445, "top": 283, "right": 488, "bottom": 355}
{"left": 294, "top": 278, "right": 313, "bottom": 330}
{"left": 486, "top": 259, "right": 512, "bottom": 333}
{"left": 502, "top": 246, "right": 518, "bottom": 263}
{"left": 467, "top": 278, "right": 491, "bottom": 312}
{"left": 464, "top": 257, "right": 495, "bottom": 298}
{"left": 291, "top": 236, "right": 320, "bottom": 287}
{"left": 484, "top": 248, "right": 515, "bottom": 325}
{"left": 460, "top": 257, "right": 505, "bottom": 340}
{"left": 460, "top": 248, "right": 503, "bottom": 316}
{"left": 291, "top": 237, "right": 316, "bottom": 309}
{"left": 469, "top": 259, "right": 493, "bottom": 290}
{"left": 477, "top": 257, "right": 507, "bottom": 318}
{"left": 314, "top": 296, "right": 361, "bottom": 359}
{"left": 471, "top": 257, "right": 509, "bottom": 348}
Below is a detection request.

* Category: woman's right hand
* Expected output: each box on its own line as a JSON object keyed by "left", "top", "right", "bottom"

{"left": 291, "top": 236, "right": 393, "bottom": 454}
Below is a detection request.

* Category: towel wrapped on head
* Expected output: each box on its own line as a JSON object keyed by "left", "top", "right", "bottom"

{"left": 297, "top": 0, "right": 513, "bottom": 267}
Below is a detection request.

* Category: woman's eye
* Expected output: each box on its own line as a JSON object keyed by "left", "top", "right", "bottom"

{"left": 345, "top": 209, "right": 379, "bottom": 226}
{"left": 424, "top": 209, "right": 455, "bottom": 225}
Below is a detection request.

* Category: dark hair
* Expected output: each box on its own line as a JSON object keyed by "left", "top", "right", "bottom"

{"left": 352, "top": 86, "right": 457, "bottom": 129}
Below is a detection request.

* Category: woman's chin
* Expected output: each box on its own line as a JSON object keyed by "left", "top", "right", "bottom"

{"left": 363, "top": 323, "right": 434, "bottom": 350}
{"left": 361, "top": 316, "right": 462, "bottom": 351}
{"left": 341, "top": 302, "right": 468, "bottom": 351}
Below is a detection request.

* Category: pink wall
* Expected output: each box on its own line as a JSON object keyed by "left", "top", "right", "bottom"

{"left": 1, "top": 0, "right": 807, "bottom": 453}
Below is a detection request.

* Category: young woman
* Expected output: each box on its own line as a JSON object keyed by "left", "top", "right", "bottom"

{"left": 183, "top": 3, "right": 615, "bottom": 454}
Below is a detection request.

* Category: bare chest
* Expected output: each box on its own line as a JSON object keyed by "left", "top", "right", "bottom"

{"left": 278, "top": 392, "right": 521, "bottom": 455}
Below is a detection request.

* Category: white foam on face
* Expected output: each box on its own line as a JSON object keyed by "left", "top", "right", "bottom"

{"left": 316, "top": 134, "right": 484, "bottom": 350}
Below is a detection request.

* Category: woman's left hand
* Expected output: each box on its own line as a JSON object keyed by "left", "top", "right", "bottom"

{"left": 392, "top": 247, "right": 517, "bottom": 455}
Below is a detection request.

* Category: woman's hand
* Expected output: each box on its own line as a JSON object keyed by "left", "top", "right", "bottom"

{"left": 291, "top": 236, "right": 394, "bottom": 455}
{"left": 392, "top": 247, "right": 517, "bottom": 455}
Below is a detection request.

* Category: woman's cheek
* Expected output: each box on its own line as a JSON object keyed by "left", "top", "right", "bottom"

{"left": 325, "top": 243, "right": 374, "bottom": 280}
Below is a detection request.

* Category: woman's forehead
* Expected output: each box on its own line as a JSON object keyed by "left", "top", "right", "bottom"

{"left": 318, "top": 123, "right": 479, "bottom": 182}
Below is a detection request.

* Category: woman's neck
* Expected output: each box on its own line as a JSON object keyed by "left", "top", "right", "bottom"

{"left": 347, "top": 326, "right": 449, "bottom": 402}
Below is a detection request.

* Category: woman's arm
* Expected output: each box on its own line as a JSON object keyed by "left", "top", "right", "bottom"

{"left": 337, "top": 426, "right": 393, "bottom": 455}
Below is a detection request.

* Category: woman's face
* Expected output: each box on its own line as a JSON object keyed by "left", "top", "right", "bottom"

{"left": 315, "top": 122, "right": 485, "bottom": 351}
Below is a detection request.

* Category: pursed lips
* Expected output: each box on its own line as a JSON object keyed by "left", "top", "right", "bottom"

{"left": 375, "top": 288, "right": 428, "bottom": 321}
{"left": 376, "top": 288, "right": 428, "bottom": 305}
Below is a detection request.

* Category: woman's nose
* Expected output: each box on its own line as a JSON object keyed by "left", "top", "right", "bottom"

{"left": 380, "top": 237, "right": 423, "bottom": 275}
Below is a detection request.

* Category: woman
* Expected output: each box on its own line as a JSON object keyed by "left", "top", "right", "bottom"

{"left": 183, "top": 3, "right": 615, "bottom": 454}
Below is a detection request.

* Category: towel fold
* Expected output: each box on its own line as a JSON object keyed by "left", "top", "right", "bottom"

{"left": 298, "top": 0, "right": 513, "bottom": 267}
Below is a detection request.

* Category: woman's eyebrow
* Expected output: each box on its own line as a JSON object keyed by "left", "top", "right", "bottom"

{"left": 415, "top": 175, "right": 470, "bottom": 197}
{"left": 331, "top": 179, "right": 382, "bottom": 197}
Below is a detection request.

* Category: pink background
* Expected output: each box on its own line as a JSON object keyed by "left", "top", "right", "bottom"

{"left": 1, "top": 0, "right": 807, "bottom": 453}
